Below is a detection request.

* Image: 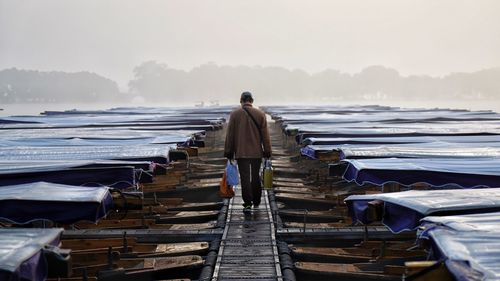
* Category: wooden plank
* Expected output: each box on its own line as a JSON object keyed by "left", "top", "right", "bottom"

{"left": 366, "top": 200, "right": 384, "bottom": 222}
{"left": 142, "top": 197, "right": 183, "bottom": 206}
{"left": 178, "top": 147, "right": 199, "bottom": 157}
{"left": 405, "top": 261, "right": 454, "bottom": 281}
{"left": 278, "top": 227, "right": 415, "bottom": 243}
{"left": 382, "top": 182, "right": 401, "bottom": 193}
{"left": 75, "top": 219, "right": 156, "bottom": 229}
{"left": 156, "top": 222, "right": 217, "bottom": 230}
{"left": 111, "top": 193, "right": 143, "bottom": 210}
{"left": 317, "top": 151, "right": 341, "bottom": 162}
{"left": 384, "top": 265, "right": 406, "bottom": 275}
{"left": 62, "top": 229, "right": 223, "bottom": 243}
{"left": 61, "top": 237, "right": 137, "bottom": 249}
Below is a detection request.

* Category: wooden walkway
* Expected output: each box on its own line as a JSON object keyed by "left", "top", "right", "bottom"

{"left": 212, "top": 187, "right": 283, "bottom": 281}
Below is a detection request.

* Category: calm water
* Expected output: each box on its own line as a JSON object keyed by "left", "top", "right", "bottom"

{"left": 0, "top": 103, "right": 144, "bottom": 117}
{"left": 1, "top": 100, "right": 499, "bottom": 117}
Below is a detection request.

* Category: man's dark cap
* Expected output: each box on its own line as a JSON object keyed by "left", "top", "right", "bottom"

{"left": 240, "top": 91, "right": 253, "bottom": 102}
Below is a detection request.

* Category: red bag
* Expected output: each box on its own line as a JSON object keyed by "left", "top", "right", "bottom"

{"left": 219, "top": 170, "right": 234, "bottom": 198}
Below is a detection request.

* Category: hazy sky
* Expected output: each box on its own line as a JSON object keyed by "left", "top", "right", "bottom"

{"left": 1, "top": 0, "right": 500, "bottom": 89}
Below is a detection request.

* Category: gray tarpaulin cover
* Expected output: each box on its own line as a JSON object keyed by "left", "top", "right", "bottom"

{"left": 341, "top": 157, "right": 500, "bottom": 188}
{"left": 419, "top": 212, "right": 500, "bottom": 281}
{"left": 0, "top": 182, "right": 113, "bottom": 224}
{"left": 422, "top": 212, "right": 500, "bottom": 232}
{"left": 302, "top": 135, "right": 500, "bottom": 145}
{"left": 0, "top": 228, "right": 62, "bottom": 272}
{"left": 345, "top": 189, "right": 500, "bottom": 233}
{"left": 0, "top": 110, "right": 226, "bottom": 129}
{"left": 339, "top": 142, "right": 500, "bottom": 159}
{"left": 346, "top": 188, "right": 500, "bottom": 216}
{"left": 0, "top": 128, "right": 197, "bottom": 141}
{"left": 286, "top": 123, "right": 500, "bottom": 135}
{"left": 0, "top": 135, "right": 191, "bottom": 146}
{"left": 419, "top": 212, "right": 500, "bottom": 280}
{"left": 0, "top": 181, "right": 109, "bottom": 202}
{"left": 0, "top": 145, "right": 172, "bottom": 161}
{"left": 265, "top": 105, "right": 500, "bottom": 137}
{"left": 301, "top": 141, "right": 500, "bottom": 160}
{"left": 0, "top": 159, "right": 151, "bottom": 175}
{"left": 426, "top": 229, "right": 500, "bottom": 281}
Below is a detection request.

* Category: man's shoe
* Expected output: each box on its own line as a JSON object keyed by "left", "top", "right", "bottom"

{"left": 253, "top": 204, "right": 260, "bottom": 209}
{"left": 243, "top": 203, "right": 252, "bottom": 213}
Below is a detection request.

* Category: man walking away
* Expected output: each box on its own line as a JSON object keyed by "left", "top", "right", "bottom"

{"left": 224, "top": 91, "right": 272, "bottom": 212}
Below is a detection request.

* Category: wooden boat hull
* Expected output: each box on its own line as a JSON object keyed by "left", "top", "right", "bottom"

{"left": 295, "top": 262, "right": 401, "bottom": 281}
{"left": 147, "top": 185, "right": 219, "bottom": 203}
{"left": 291, "top": 245, "right": 426, "bottom": 263}
{"left": 98, "top": 255, "right": 204, "bottom": 281}
{"left": 273, "top": 167, "right": 308, "bottom": 178}
{"left": 291, "top": 246, "right": 373, "bottom": 263}
{"left": 155, "top": 210, "right": 219, "bottom": 224}
{"left": 274, "top": 186, "right": 315, "bottom": 194}
{"left": 276, "top": 194, "right": 336, "bottom": 210}
{"left": 167, "top": 201, "right": 223, "bottom": 211}
{"left": 273, "top": 177, "right": 306, "bottom": 183}
{"left": 283, "top": 222, "right": 346, "bottom": 228}
{"left": 68, "top": 242, "right": 209, "bottom": 266}
{"left": 279, "top": 209, "right": 344, "bottom": 223}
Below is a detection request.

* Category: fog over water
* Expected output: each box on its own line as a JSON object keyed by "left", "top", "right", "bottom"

{"left": 2, "top": 100, "right": 500, "bottom": 118}
{"left": 1, "top": 0, "right": 500, "bottom": 113}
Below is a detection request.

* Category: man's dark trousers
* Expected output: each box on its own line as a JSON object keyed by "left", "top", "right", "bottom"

{"left": 237, "top": 158, "right": 262, "bottom": 206}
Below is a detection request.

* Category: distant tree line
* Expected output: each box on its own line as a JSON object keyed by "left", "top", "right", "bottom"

{"left": 1, "top": 63, "right": 500, "bottom": 104}
{"left": 0, "top": 68, "right": 122, "bottom": 103}
{"left": 129, "top": 62, "right": 500, "bottom": 104}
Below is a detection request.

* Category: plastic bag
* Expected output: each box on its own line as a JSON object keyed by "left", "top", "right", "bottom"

{"left": 226, "top": 160, "right": 239, "bottom": 186}
{"left": 219, "top": 170, "right": 234, "bottom": 198}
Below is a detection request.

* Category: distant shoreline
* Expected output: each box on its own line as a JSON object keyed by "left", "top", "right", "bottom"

{"left": 1, "top": 100, "right": 499, "bottom": 117}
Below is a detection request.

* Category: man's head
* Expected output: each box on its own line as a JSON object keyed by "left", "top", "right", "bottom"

{"left": 240, "top": 91, "right": 254, "bottom": 104}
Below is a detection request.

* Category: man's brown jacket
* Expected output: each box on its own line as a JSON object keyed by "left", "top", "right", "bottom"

{"left": 224, "top": 104, "right": 272, "bottom": 159}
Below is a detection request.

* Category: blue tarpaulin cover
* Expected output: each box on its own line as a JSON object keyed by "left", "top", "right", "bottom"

{"left": 339, "top": 142, "right": 500, "bottom": 159}
{"left": 266, "top": 106, "right": 500, "bottom": 123}
{"left": 0, "top": 182, "right": 112, "bottom": 224}
{"left": 285, "top": 121, "right": 500, "bottom": 135}
{"left": 264, "top": 105, "right": 500, "bottom": 144}
{"left": 0, "top": 228, "right": 63, "bottom": 281}
{"left": 0, "top": 136, "right": 190, "bottom": 147}
{"left": 288, "top": 125, "right": 500, "bottom": 140}
{"left": 0, "top": 165, "right": 136, "bottom": 188}
{"left": 425, "top": 229, "right": 500, "bottom": 281}
{"left": 340, "top": 157, "right": 500, "bottom": 188}
{"left": 0, "top": 128, "right": 196, "bottom": 142}
{"left": 345, "top": 188, "right": 500, "bottom": 233}
{"left": 302, "top": 135, "right": 500, "bottom": 146}
{"left": 267, "top": 105, "right": 500, "bottom": 131}
{"left": 0, "top": 159, "right": 151, "bottom": 174}
{"left": 0, "top": 106, "right": 229, "bottom": 190}
{"left": 421, "top": 212, "right": 500, "bottom": 233}
{"left": 0, "top": 145, "right": 171, "bottom": 161}
{"left": 418, "top": 212, "right": 500, "bottom": 281}
{"left": 301, "top": 141, "right": 500, "bottom": 160}
{"left": 0, "top": 110, "right": 226, "bottom": 129}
